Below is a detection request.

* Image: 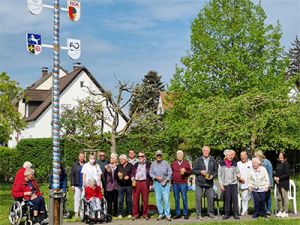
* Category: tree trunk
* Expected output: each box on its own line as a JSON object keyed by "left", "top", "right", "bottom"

{"left": 250, "top": 132, "right": 257, "bottom": 155}
{"left": 110, "top": 131, "right": 116, "bottom": 154}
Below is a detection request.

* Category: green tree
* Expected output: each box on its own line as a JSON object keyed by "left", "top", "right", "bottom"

{"left": 129, "top": 70, "right": 165, "bottom": 116}
{"left": 60, "top": 96, "right": 104, "bottom": 149}
{"left": 168, "top": 0, "right": 300, "bottom": 153}
{"left": 0, "top": 72, "right": 25, "bottom": 143}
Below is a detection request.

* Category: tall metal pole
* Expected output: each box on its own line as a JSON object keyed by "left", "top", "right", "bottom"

{"left": 52, "top": 0, "right": 62, "bottom": 224}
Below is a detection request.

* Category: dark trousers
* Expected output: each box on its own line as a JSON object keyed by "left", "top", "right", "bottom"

{"left": 106, "top": 189, "right": 118, "bottom": 216}
{"left": 30, "top": 196, "right": 46, "bottom": 212}
{"left": 252, "top": 192, "right": 266, "bottom": 217}
{"left": 173, "top": 183, "right": 188, "bottom": 216}
{"left": 224, "top": 184, "right": 238, "bottom": 216}
{"left": 196, "top": 185, "right": 215, "bottom": 215}
{"left": 118, "top": 186, "right": 132, "bottom": 215}
{"left": 132, "top": 181, "right": 149, "bottom": 217}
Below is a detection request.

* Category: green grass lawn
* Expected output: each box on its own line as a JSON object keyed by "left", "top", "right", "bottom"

{"left": 1, "top": 178, "right": 300, "bottom": 225}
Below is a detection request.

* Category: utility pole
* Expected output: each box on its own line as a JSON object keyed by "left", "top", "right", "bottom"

{"left": 26, "top": 0, "right": 81, "bottom": 224}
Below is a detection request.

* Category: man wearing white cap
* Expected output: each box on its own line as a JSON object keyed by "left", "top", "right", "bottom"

{"left": 116, "top": 154, "right": 133, "bottom": 219}
{"left": 150, "top": 150, "right": 172, "bottom": 221}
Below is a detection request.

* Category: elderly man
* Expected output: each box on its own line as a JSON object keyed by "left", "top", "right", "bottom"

{"left": 171, "top": 150, "right": 192, "bottom": 220}
{"left": 131, "top": 152, "right": 152, "bottom": 220}
{"left": 218, "top": 149, "right": 240, "bottom": 220}
{"left": 96, "top": 151, "right": 109, "bottom": 195}
{"left": 116, "top": 154, "right": 133, "bottom": 219}
{"left": 254, "top": 150, "right": 273, "bottom": 215}
{"left": 237, "top": 151, "right": 252, "bottom": 216}
{"left": 192, "top": 146, "right": 218, "bottom": 219}
{"left": 128, "top": 149, "right": 139, "bottom": 165}
{"left": 150, "top": 150, "right": 172, "bottom": 221}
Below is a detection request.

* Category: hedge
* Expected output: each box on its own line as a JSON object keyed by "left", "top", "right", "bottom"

{"left": 0, "top": 147, "right": 21, "bottom": 183}
{"left": 9, "top": 134, "right": 178, "bottom": 183}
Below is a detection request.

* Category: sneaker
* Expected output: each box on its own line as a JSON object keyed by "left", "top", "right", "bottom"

{"left": 266, "top": 211, "right": 272, "bottom": 216}
{"left": 41, "top": 218, "right": 49, "bottom": 224}
{"left": 157, "top": 215, "right": 164, "bottom": 220}
{"left": 184, "top": 215, "right": 189, "bottom": 220}
{"left": 280, "top": 212, "right": 289, "bottom": 218}
{"left": 276, "top": 211, "right": 283, "bottom": 217}
{"left": 196, "top": 214, "right": 203, "bottom": 220}
{"left": 166, "top": 217, "right": 172, "bottom": 221}
{"left": 128, "top": 215, "right": 132, "bottom": 219}
{"left": 241, "top": 211, "right": 248, "bottom": 216}
{"left": 118, "top": 215, "right": 123, "bottom": 219}
{"left": 208, "top": 213, "right": 216, "bottom": 219}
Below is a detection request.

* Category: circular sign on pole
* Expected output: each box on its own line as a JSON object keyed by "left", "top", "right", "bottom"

{"left": 27, "top": 0, "right": 43, "bottom": 15}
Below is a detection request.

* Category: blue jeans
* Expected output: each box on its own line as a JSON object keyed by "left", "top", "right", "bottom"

{"left": 154, "top": 181, "right": 171, "bottom": 217}
{"left": 265, "top": 189, "right": 272, "bottom": 213}
{"left": 117, "top": 186, "right": 132, "bottom": 215}
{"left": 173, "top": 183, "right": 188, "bottom": 216}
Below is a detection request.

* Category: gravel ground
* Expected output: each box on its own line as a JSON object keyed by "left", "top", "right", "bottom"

{"left": 64, "top": 214, "right": 300, "bottom": 225}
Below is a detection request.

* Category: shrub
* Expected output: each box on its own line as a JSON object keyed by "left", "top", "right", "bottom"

{"left": 0, "top": 147, "right": 21, "bottom": 183}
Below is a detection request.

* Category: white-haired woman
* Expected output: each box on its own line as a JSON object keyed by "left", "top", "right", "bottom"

{"left": 12, "top": 168, "right": 48, "bottom": 225}
{"left": 12, "top": 162, "right": 33, "bottom": 199}
{"left": 248, "top": 157, "right": 270, "bottom": 218}
{"left": 104, "top": 153, "right": 119, "bottom": 216}
{"left": 116, "top": 154, "right": 133, "bottom": 219}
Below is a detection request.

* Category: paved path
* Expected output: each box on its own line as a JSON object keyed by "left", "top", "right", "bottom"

{"left": 64, "top": 214, "right": 300, "bottom": 225}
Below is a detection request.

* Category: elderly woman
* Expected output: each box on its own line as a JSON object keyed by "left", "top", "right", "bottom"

{"left": 274, "top": 152, "right": 290, "bottom": 218}
{"left": 248, "top": 158, "right": 270, "bottom": 218}
{"left": 104, "top": 153, "right": 119, "bottom": 217}
{"left": 12, "top": 168, "right": 48, "bottom": 225}
{"left": 218, "top": 149, "right": 240, "bottom": 220}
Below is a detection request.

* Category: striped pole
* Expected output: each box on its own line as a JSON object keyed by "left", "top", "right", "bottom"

{"left": 52, "top": 0, "right": 61, "bottom": 191}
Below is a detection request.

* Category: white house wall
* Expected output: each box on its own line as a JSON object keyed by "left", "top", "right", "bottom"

{"left": 8, "top": 70, "right": 127, "bottom": 147}
{"left": 36, "top": 69, "right": 67, "bottom": 90}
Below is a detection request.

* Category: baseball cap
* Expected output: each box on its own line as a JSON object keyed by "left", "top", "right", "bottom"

{"left": 155, "top": 150, "right": 163, "bottom": 156}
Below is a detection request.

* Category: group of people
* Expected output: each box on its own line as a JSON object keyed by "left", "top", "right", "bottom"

{"left": 11, "top": 146, "right": 291, "bottom": 223}
{"left": 70, "top": 147, "right": 291, "bottom": 221}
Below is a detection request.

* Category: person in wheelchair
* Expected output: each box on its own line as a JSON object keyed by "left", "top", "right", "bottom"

{"left": 84, "top": 179, "right": 103, "bottom": 220}
{"left": 12, "top": 168, "right": 48, "bottom": 225}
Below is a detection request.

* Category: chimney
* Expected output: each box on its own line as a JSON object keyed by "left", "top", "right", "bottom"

{"left": 41, "top": 67, "right": 48, "bottom": 77}
{"left": 73, "top": 62, "right": 82, "bottom": 70}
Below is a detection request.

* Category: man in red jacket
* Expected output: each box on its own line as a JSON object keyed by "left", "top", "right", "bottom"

{"left": 171, "top": 150, "right": 192, "bottom": 219}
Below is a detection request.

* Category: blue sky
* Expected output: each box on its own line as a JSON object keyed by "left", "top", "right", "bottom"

{"left": 0, "top": 0, "right": 299, "bottom": 91}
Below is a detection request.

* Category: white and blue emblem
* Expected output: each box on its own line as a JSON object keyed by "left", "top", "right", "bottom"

{"left": 26, "top": 33, "right": 42, "bottom": 55}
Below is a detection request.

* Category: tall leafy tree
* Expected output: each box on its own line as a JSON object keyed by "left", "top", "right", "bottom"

{"left": 287, "top": 36, "right": 300, "bottom": 88}
{"left": 0, "top": 72, "right": 25, "bottom": 143}
{"left": 167, "top": 0, "right": 300, "bottom": 153}
{"left": 129, "top": 70, "right": 165, "bottom": 116}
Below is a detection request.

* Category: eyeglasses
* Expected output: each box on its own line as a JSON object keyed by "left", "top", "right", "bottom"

{"left": 138, "top": 155, "right": 144, "bottom": 158}
{"left": 99, "top": 155, "right": 105, "bottom": 157}
{"left": 156, "top": 155, "right": 162, "bottom": 157}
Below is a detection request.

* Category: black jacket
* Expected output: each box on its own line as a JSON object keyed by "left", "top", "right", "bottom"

{"left": 192, "top": 156, "right": 218, "bottom": 187}
{"left": 70, "top": 160, "right": 85, "bottom": 187}
{"left": 116, "top": 163, "right": 133, "bottom": 187}
{"left": 275, "top": 160, "right": 290, "bottom": 191}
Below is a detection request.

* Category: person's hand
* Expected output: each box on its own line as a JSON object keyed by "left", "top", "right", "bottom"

{"left": 31, "top": 194, "right": 37, "bottom": 200}
{"left": 239, "top": 177, "right": 245, "bottom": 184}
{"left": 118, "top": 172, "right": 122, "bottom": 177}
{"left": 249, "top": 187, "right": 252, "bottom": 192}
{"left": 124, "top": 176, "right": 129, "bottom": 180}
{"left": 200, "top": 170, "right": 207, "bottom": 176}
{"left": 220, "top": 186, "right": 225, "bottom": 192}
{"left": 264, "top": 186, "right": 269, "bottom": 192}
{"left": 236, "top": 173, "right": 241, "bottom": 179}
{"left": 24, "top": 191, "right": 32, "bottom": 196}
{"left": 71, "top": 186, "right": 75, "bottom": 192}
{"left": 156, "top": 176, "right": 163, "bottom": 182}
